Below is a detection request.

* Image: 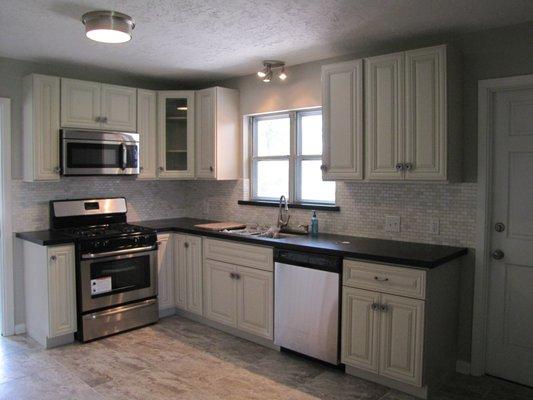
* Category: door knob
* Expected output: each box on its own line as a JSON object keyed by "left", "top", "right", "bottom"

{"left": 491, "top": 249, "right": 504, "bottom": 260}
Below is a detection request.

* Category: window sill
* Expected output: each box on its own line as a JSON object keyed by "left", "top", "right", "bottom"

{"left": 237, "top": 200, "right": 340, "bottom": 212}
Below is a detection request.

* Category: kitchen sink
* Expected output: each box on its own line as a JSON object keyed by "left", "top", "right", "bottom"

{"left": 222, "top": 227, "right": 305, "bottom": 239}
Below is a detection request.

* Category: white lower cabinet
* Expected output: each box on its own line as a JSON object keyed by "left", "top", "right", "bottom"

{"left": 204, "top": 259, "right": 238, "bottom": 326}
{"left": 174, "top": 234, "right": 203, "bottom": 316}
{"left": 156, "top": 234, "right": 174, "bottom": 311}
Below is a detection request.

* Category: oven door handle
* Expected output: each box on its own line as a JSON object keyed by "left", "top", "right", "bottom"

{"left": 82, "top": 245, "right": 156, "bottom": 259}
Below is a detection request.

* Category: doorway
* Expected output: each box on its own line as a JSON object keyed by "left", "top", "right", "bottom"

{"left": 473, "top": 75, "right": 533, "bottom": 386}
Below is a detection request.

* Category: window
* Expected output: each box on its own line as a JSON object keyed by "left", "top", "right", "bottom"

{"left": 251, "top": 109, "right": 335, "bottom": 204}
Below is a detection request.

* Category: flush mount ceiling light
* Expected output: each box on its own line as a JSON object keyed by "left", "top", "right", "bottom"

{"left": 257, "top": 61, "right": 287, "bottom": 83}
{"left": 82, "top": 10, "right": 135, "bottom": 44}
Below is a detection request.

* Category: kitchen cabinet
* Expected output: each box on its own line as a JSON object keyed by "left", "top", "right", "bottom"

{"left": 137, "top": 89, "right": 158, "bottom": 179}
{"left": 321, "top": 59, "right": 363, "bottom": 180}
{"left": 22, "top": 74, "right": 61, "bottom": 182}
{"left": 174, "top": 234, "right": 203, "bottom": 315}
{"left": 156, "top": 233, "right": 174, "bottom": 312}
{"left": 61, "top": 78, "right": 137, "bottom": 132}
{"left": 195, "top": 87, "right": 240, "bottom": 180}
{"left": 22, "top": 242, "right": 76, "bottom": 348}
{"left": 203, "top": 239, "right": 274, "bottom": 340}
{"left": 157, "top": 91, "right": 195, "bottom": 179}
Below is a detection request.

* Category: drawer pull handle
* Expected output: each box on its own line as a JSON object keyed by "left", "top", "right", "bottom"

{"left": 374, "top": 276, "right": 389, "bottom": 282}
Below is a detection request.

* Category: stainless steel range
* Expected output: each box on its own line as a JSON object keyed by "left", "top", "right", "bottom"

{"left": 50, "top": 197, "right": 158, "bottom": 342}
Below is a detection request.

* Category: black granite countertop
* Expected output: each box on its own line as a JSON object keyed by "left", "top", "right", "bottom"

{"left": 16, "top": 217, "right": 468, "bottom": 269}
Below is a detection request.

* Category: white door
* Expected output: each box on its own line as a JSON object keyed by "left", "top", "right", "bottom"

{"left": 186, "top": 235, "right": 203, "bottom": 316}
{"left": 203, "top": 259, "right": 237, "bottom": 327}
{"left": 379, "top": 294, "right": 424, "bottom": 387}
{"left": 321, "top": 60, "right": 363, "bottom": 180}
{"left": 137, "top": 89, "right": 158, "bottom": 179}
{"left": 236, "top": 266, "right": 273, "bottom": 339}
{"left": 196, "top": 88, "right": 216, "bottom": 179}
{"left": 61, "top": 78, "right": 101, "bottom": 129}
{"left": 156, "top": 234, "right": 174, "bottom": 311}
{"left": 174, "top": 234, "right": 188, "bottom": 310}
{"left": 365, "top": 52, "right": 405, "bottom": 180}
{"left": 341, "top": 287, "right": 380, "bottom": 373}
{"left": 486, "top": 86, "right": 533, "bottom": 387}
{"left": 404, "top": 46, "right": 447, "bottom": 180}
{"left": 101, "top": 84, "right": 137, "bottom": 132}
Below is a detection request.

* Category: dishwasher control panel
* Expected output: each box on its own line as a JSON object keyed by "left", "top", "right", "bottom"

{"left": 274, "top": 249, "right": 342, "bottom": 273}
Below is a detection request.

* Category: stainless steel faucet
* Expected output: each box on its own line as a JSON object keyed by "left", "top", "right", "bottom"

{"left": 278, "top": 195, "right": 290, "bottom": 228}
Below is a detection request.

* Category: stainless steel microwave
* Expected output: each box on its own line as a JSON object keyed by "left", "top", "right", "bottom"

{"left": 60, "top": 129, "right": 140, "bottom": 176}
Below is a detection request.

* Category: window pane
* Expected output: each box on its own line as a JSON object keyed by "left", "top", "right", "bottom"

{"left": 256, "top": 160, "right": 289, "bottom": 199}
{"left": 300, "top": 113, "right": 322, "bottom": 155}
{"left": 257, "top": 116, "right": 290, "bottom": 156}
{"left": 300, "top": 160, "right": 335, "bottom": 203}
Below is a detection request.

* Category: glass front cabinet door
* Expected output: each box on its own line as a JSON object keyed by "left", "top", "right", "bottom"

{"left": 157, "top": 91, "right": 195, "bottom": 178}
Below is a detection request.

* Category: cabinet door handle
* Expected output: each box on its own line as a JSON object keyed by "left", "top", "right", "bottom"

{"left": 380, "top": 304, "right": 389, "bottom": 312}
{"left": 159, "top": 166, "right": 164, "bottom": 171}
{"left": 209, "top": 166, "right": 214, "bottom": 172}
{"left": 184, "top": 242, "right": 189, "bottom": 248}
{"left": 395, "top": 163, "right": 404, "bottom": 171}
{"left": 405, "top": 162, "right": 413, "bottom": 171}
{"left": 95, "top": 116, "right": 101, "bottom": 123}
{"left": 371, "top": 303, "right": 379, "bottom": 311}
{"left": 320, "top": 164, "right": 328, "bottom": 171}
{"left": 139, "top": 166, "right": 144, "bottom": 172}
{"left": 54, "top": 166, "right": 61, "bottom": 174}
{"left": 101, "top": 116, "right": 108, "bottom": 123}
{"left": 374, "top": 276, "right": 389, "bottom": 282}
{"left": 229, "top": 272, "right": 235, "bottom": 279}
{"left": 234, "top": 273, "right": 241, "bottom": 280}
{"left": 50, "top": 255, "right": 57, "bottom": 262}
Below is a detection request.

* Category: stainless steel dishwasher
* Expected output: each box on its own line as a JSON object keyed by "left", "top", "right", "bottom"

{"left": 274, "top": 249, "right": 342, "bottom": 365}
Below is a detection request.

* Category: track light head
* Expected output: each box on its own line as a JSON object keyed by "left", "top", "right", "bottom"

{"left": 257, "top": 60, "right": 286, "bottom": 83}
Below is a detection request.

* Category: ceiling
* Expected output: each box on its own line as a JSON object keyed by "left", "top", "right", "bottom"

{"left": 0, "top": 0, "right": 531, "bottom": 83}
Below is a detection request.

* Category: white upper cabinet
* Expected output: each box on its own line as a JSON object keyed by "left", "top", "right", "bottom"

{"left": 321, "top": 60, "right": 363, "bottom": 180}
{"left": 61, "top": 78, "right": 137, "bottom": 132}
{"left": 195, "top": 87, "right": 240, "bottom": 180}
{"left": 365, "top": 52, "right": 405, "bottom": 180}
{"left": 157, "top": 91, "right": 195, "bottom": 179}
{"left": 137, "top": 89, "right": 158, "bottom": 179}
{"left": 23, "top": 74, "right": 61, "bottom": 182}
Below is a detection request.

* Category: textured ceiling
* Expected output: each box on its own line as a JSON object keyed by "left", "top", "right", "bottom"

{"left": 0, "top": 0, "right": 531, "bottom": 83}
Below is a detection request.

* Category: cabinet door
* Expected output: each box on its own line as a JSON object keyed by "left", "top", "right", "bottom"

{"left": 156, "top": 234, "right": 174, "bottom": 311}
{"left": 341, "top": 287, "right": 380, "bottom": 373}
{"left": 365, "top": 53, "right": 405, "bottom": 180}
{"left": 405, "top": 46, "right": 447, "bottom": 180}
{"left": 101, "top": 84, "right": 137, "bottom": 132}
{"left": 23, "top": 74, "right": 61, "bottom": 181}
{"left": 321, "top": 60, "right": 363, "bottom": 180}
{"left": 61, "top": 78, "right": 101, "bottom": 129}
{"left": 196, "top": 88, "right": 216, "bottom": 179}
{"left": 174, "top": 234, "right": 188, "bottom": 310}
{"left": 157, "top": 91, "right": 195, "bottom": 179}
{"left": 47, "top": 245, "right": 76, "bottom": 337}
{"left": 186, "top": 235, "right": 203, "bottom": 316}
{"left": 236, "top": 266, "right": 273, "bottom": 339}
{"left": 203, "top": 259, "right": 237, "bottom": 327}
{"left": 137, "top": 89, "right": 158, "bottom": 179}
{"left": 379, "top": 294, "right": 424, "bottom": 387}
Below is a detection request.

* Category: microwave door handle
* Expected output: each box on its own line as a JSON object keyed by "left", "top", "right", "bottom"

{"left": 120, "top": 143, "right": 127, "bottom": 170}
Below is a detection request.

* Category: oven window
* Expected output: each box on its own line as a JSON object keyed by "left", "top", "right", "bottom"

{"left": 90, "top": 255, "right": 151, "bottom": 297}
{"left": 67, "top": 142, "right": 121, "bottom": 168}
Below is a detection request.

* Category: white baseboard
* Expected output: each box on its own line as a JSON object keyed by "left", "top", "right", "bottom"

{"left": 456, "top": 360, "right": 471, "bottom": 375}
{"left": 14, "top": 323, "right": 26, "bottom": 334}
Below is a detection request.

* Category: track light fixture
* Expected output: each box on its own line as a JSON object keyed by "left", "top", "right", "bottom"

{"left": 257, "top": 61, "right": 287, "bottom": 83}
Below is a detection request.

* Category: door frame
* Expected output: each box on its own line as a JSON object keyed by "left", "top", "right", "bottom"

{"left": 472, "top": 74, "right": 533, "bottom": 376}
{"left": 0, "top": 98, "right": 14, "bottom": 336}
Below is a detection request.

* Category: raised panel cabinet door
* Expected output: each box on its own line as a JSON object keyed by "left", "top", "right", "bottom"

{"left": 195, "top": 88, "right": 216, "bottom": 179}
{"left": 321, "top": 60, "right": 363, "bottom": 180}
{"left": 47, "top": 245, "right": 76, "bottom": 337}
{"left": 203, "top": 259, "right": 237, "bottom": 327}
{"left": 156, "top": 234, "right": 174, "bottom": 311}
{"left": 365, "top": 53, "right": 405, "bottom": 180}
{"left": 186, "top": 235, "right": 203, "bottom": 316}
{"left": 379, "top": 294, "right": 424, "bottom": 387}
{"left": 157, "top": 91, "right": 196, "bottom": 179}
{"left": 405, "top": 45, "right": 447, "bottom": 180}
{"left": 137, "top": 89, "right": 158, "bottom": 179}
{"left": 101, "top": 84, "right": 137, "bottom": 132}
{"left": 341, "top": 287, "right": 380, "bottom": 373}
{"left": 61, "top": 78, "right": 101, "bottom": 129}
{"left": 174, "top": 234, "right": 188, "bottom": 310}
{"left": 23, "top": 74, "right": 61, "bottom": 181}
{"left": 236, "top": 266, "right": 273, "bottom": 339}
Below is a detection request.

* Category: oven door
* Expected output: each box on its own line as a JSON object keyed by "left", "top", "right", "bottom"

{"left": 79, "top": 247, "right": 157, "bottom": 313}
{"left": 62, "top": 138, "right": 139, "bottom": 175}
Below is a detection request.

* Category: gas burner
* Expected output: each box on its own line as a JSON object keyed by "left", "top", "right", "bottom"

{"left": 61, "top": 223, "right": 150, "bottom": 239}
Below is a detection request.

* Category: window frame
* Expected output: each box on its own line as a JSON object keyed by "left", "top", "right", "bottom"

{"left": 250, "top": 107, "right": 334, "bottom": 205}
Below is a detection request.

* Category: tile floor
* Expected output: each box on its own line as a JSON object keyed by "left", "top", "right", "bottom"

{"left": 0, "top": 316, "right": 531, "bottom": 400}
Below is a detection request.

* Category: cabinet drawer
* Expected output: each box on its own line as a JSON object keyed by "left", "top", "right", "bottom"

{"left": 203, "top": 238, "right": 273, "bottom": 272}
{"left": 343, "top": 260, "right": 426, "bottom": 299}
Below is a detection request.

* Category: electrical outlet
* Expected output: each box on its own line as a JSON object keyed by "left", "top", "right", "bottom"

{"left": 385, "top": 216, "right": 401, "bottom": 233}
{"left": 430, "top": 218, "right": 440, "bottom": 235}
